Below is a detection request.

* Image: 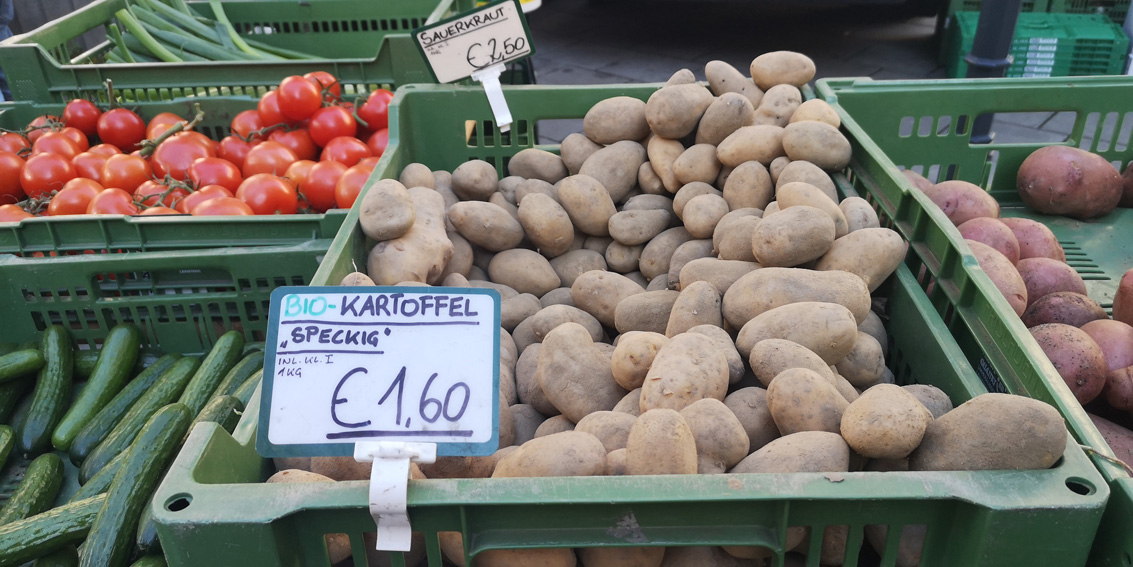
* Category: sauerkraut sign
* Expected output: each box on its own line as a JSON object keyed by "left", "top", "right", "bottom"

{"left": 413, "top": 0, "right": 534, "bottom": 83}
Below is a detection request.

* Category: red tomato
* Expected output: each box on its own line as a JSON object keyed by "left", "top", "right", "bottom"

{"left": 139, "top": 206, "right": 180, "bottom": 216}
{"left": 146, "top": 112, "right": 188, "bottom": 141}
{"left": 320, "top": 136, "right": 370, "bottom": 167}
{"left": 48, "top": 179, "right": 103, "bottom": 216}
{"left": 97, "top": 108, "right": 147, "bottom": 152}
{"left": 87, "top": 188, "right": 139, "bottom": 215}
{"left": 20, "top": 153, "right": 76, "bottom": 199}
{"left": 257, "top": 90, "right": 289, "bottom": 127}
{"left": 134, "top": 180, "right": 190, "bottom": 208}
{"left": 188, "top": 157, "right": 243, "bottom": 193}
{"left": 236, "top": 173, "right": 299, "bottom": 214}
{"left": 191, "top": 196, "right": 254, "bottom": 216}
{"left": 242, "top": 141, "right": 297, "bottom": 177}
{"left": 284, "top": 160, "right": 316, "bottom": 189}
{"left": 304, "top": 71, "right": 341, "bottom": 104}
{"left": 0, "top": 133, "right": 29, "bottom": 154}
{"left": 299, "top": 160, "right": 346, "bottom": 213}
{"left": 357, "top": 89, "right": 393, "bottom": 133}
{"left": 31, "top": 131, "right": 82, "bottom": 160}
{"left": 335, "top": 164, "right": 374, "bottom": 209}
{"left": 356, "top": 156, "right": 382, "bottom": 169}
{"left": 176, "top": 184, "right": 234, "bottom": 214}
{"left": 307, "top": 106, "right": 357, "bottom": 148}
{"left": 26, "top": 115, "right": 60, "bottom": 144}
{"left": 231, "top": 110, "right": 266, "bottom": 141}
{"left": 276, "top": 76, "right": 323, "bottom": 122}
{"left": 152, "top": 132, "right": 215, "bottom": 181}
{"left": 268, "top": 128, "right": 317, "bottom": 161}
{"left": 366, "top": 129, "right": 389, "bottom": 159}
{"left": 0, "top": 204, "right": 33, "bottom": 222}
{"left": 87, "top": 143, "right": 122, "bottom": 157}
{"left": 100, "top": 154, "right": 152, "bottom": 193}
{"left": 59, "top": 127, "right": 90, "bottom": 153}
{"left": 0, "top": 151, "right": 26, "bottom": 204}
{"left": 71, "top": 152, "right": 110, "bottom": 184}
{"left": 180, "top": 131, "right": 218, "bottom": 154}
{"left": 62, "top": 99, "right": 102, "bottom": 139}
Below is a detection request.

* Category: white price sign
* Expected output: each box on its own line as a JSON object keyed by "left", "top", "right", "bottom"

{"left": 257, "top": 286, "right": 501, "bottom": 457}
{"left": 413, "top": 0, "right": 534, "bottom": 83}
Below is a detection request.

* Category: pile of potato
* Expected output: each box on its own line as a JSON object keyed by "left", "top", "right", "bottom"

{"left": 270, "top": 53, "right": 1071, "bottom": 567}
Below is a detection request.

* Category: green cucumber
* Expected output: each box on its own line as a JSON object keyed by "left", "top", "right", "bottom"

{"left": 18, "top": 326, "right": 73, "bottom": 455}
{"left": 70, "top": 451, "right": 127, "bottom": 503}
{"left": 134, "top": 499, "right": 161, "bottom": 557}
{"left": 0, "top": 349, "right": 44, "bottom": 384}
{"left": 209, "top": 350, "right": 263, "bottom": 400}
{"left": 128, "top": 556, "right": 165, "bottom": 567}
{"left": 184, "top": 395, "right": 244, "bottom": 444}
{"left": 73, "top": 350, "right": 99, "bottom": 380}
{"left": 79, "top": 404, "right": 192, "bottom": 567}
{"left": 0, "top": 379, "right": 29, "bottom": 424}
{"left": 69, "top": 354, "right": 182, "bottom": 466}
{"left": 241, "top": 341, "right": 265, "bottom": 356}
{"left": 53, "top": 324, "right": 142, "bottom": 452}
{"left": 0, "top": 453, "right": 64, "bottom": 525}
{"left": 8, "top": 384, "right": 35, "bottom": 436}
{"left": 177, "top": 331, "right": 244, "bottom": 415}
{"left": 0, "top": 426, "right": 13, "bottom": 471}
{"left": 79, "top": 357, "right": 199, "bottom": 483}
{"left": 0, "top": 494, "right": 106, "bottom": 567}
{"left": 232, "top": 368, "right": 262, "bottom": 406}
{"left": 32, "top": 543, "right": 78, "bottom": 567}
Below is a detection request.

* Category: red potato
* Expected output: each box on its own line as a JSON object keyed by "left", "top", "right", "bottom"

{"left": 1080, "top": 319, "right": 1133, "bottom": 371}
{"left": 1118, "top": 161, "right": 1133, "bottom": 207}
{"left": 1104, "top": 366, "right": 1133, "bottom": 412}
{"left": 1030, "top": 323, "right": 1109, "bottom": 405}
{"left": 966, "top": 239, "right": 1027, "bottom": 316}
{"left": 1115, "top": 268, "right": 1133, "bottom": 327}
{"left": 901, "top": 169, "right": 933, "bottom": 192}
{"left": 999, "top": 217, "right": 1065, "bottom": 262}
{"left": 958, "top": 217, "right": 1020, "bottom": 264}
{"left": 1016, "top": 257, "right": 1087, "bottom": 308}
{"left": 1022, "top": 291, "right": 1108, "bottom": 329}
{"left": 923, "top": 180, "right": 1000, "bottom": 226}
{"left": 1017, "top": 145, "right": 1122, "bottom": 220}
{"left": 1088, "top": 413, "right": 1133, "bottom": 467}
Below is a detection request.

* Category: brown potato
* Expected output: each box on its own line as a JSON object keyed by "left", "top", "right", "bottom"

{"left": 399, "top": 162, "right": 435, "bottom": 189}
{"left": 749, "top": 338, "right": 837, "bottom": 387}
{"left": 1021, "top": 291, "right": 1108, "bottom": 328}
{"left": 340, "top": 272, "right": 375, "bottom": 286}
{"left": 605, "top": 241, "right": 643, "bottom": 274}
{"left": 584, "top": 96, "right": 650, "bottom": 144}
{"left": 359, "top": 178, "right": 415, "bottom": 241}
{"left": 518, "top": 193, "right": 574, "bottom": 258}
{"left": 682, "top": 194, "right": 730, "bottom": 239}
{"left": 1017, "top": 257, "right": 1087, "bottom": 308}
{"left": 673, "top": 182, "right": 721, "bottom": 220}
{"left": 529, "top": 304, "right": 603, "bottom": 343}
{"left": 902, "top": 384, "right": 953, "bottom": 418}
{"left": 538, "top": 323, "right": 628, "bottom": 422}
{"left": 776, "top": 181, "right": 849, "bottom": 237}
{"left": 705, "top": 59, "right": 764, "bottom": 107}
{"left": 580, "top": 141, "right": 647, "bottom": 203}
{"left": 714, "top": 214, "right": 760, "bottom": 262}
{"left": 640, "top": 227, "right": 695, "bottom": 280}
{"left": 493, "top": 431, "right": 606, "bottom": 478}
{"left": 665, "top": 280, "right": 722, "bottom": 336}
{"left": 571, "top": 270, "right": 646, "bottom": 328}
{"left": 615, "top": 289, "right": 680, "bottom": 334}
{"left": 558, "top": 174, "right": 618, "bottom": 236}
{"left": 776, "top": 160, "right": 837, "bottom": 202}
{"left": 752, "top": 84, "right": 802, "bottom": 128}
{"left": 999, "top": 217, "right": 1066, "bottom": 262}
{"left": 647, "top": 136, "right": 686, "bottom": 194}
{"left": 840, "top": 196, "right": 880, "bottom": 233}
{"left": 923, "top": 180, "right": 1000, "bottom": 225}
{"left": 717, "top": 125, "right": 786, "bottom": 167}
{"left": 788, "top": 99, "right": 840, "bottom": 128}
{"left": 575, "top": 411, "right": 637, "bottom": 453}
{"left": 451, "top": 159, "right": 498, "bottom": 201}
{"left": 958, "top": 217, "right": 1020, "bottom": 265}
{"left": 489, "top": 249, "right": 561, "bottom": 297}
{"left": 678, "top": 258, "right": 760, "bottom": 295}
{"left": 835, "top": 332, "right": 886, "bottom": 388}
{"left": 730, "top": 431, "right": 850, "bottom": 473}
{"left": 840, "top": 384, "right": 933, "bottom": 459}
{"left": 640, "top": 332, "right": 730, "bottom": 412}
{"left": 967, "top": 239, "right": 1027, "bottom": 316}
{"left": 609, "top": 209, "right": 672, "bottom": 246}
{"left": 724, "top": 387, "right": 780, "bottom": 452}
{"left": 1017, "top": 145, "right": 1122, "bottom": 220}
{"left": 449, "top": 201, "right": 525, "bottom": 252}
{"left": 697, "top": 93, "right": 757, "bottom": 146}
{"left": 722, "top": 267, "right": 871, "bottom": 329}
{"left": 781, "top": 121, "right": 852, "bottom": 171}
{"left": 750, "top": 51, "right": 816, "bottom": 90}
{"left": 611, "top": 331, "right": 669, "bottom": 390}
{"left": 1029, "top": 323, "right": 1108, "bottom": 404}
{"left": 722, "top": 161, "right": 774, "bottom": 211}
{"left": 767, "top": 368, "right": 850, "bottom": 435}
{"left": 751, "top": 205, "right": 835, "bottom": 267}
{"left": 578, "top": 546, "right": 664, "bottom": 567}
{"left": 681, "top": 398, "right": 750, "bottom": 473}
{"left": 625, "top": 409, "right": 699, "bottom": 475}
{"left": 550, "top": 249, "right": 607, "bottom": 288}
{"left": 735, "top": 301, "right": 860, "bottom": 363}
{"left": 367, "top": 187, "right": 454, "bottom": 285}
{"left": 645, "top": 83, "right": 715, "bottom": 139}
{"left": 534, "top": 415, "right": 575, "bottom": 437}
{"left": 561, "top": 133, "right": 603, "bottom": 176}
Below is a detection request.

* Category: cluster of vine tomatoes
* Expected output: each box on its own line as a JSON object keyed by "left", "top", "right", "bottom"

{"left": 0, "top": 71, "right": 393, "bottom": 221}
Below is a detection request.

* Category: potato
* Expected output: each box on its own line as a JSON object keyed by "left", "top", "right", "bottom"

{"left": 673, "top": 143, "right": 723, "bottom": 186}
{"left": 999, "top": 217, "right": 1066, "bottom": 262}
{"left": 696, "top": 93, "right": 757, "bottom": 147}
{"left": 645, "top": 83, "right": 715, "bottom": 139}
{"left": 665, "top": 281, "right": 722, "bottom": 336}
{"left": 902, "top": 384, "right": 953, "bottom": 418}
{"left": 781, "top": 121, "right": 852, "bottom": 171}
{"left": 776, "top": 160, "right": 837, "bottom": 202}
{"left": 864, "top": 525, "right": 926, "bottom": 567}
{"left": 767, "top": 368, "right": 849, "bottom": 435}
{"left": 840, "top": 384, "right": 932, "bottom": 459}
{"left": 682, "top": 194, "right": 730, "bottom": 239}
{"left": 529, "top": 304, "right": 603, "bottom": 343}
{"left": 611, "top": 331, "right": 669, "bottom": 390}
{"left": 647, "top": 136, "right": 686, "bottom": 194}
{"left": 777, "top": 181, "right": 849, "bottom": 237}
{"left": 367, "top": 187, "right": 454, "bottom": 285}
{"left": 901, "top": 169, "right": 933, "bottom": 191}
{"left": 398, "top": 162, "right": 434, "bottom": 189}
{"left": 418, "top": 454, "right": 496, "bottom": 479}
{"left": 436, "top": 231, "right": 473, "bottom": 282}
{"left": 452, "top": 160, "right": 500, "bottom": 201}
{"left": 958, "top": 217, "right": 1020, "bottom": 264}
{"left": 550, "top": 249, "right": 607, "bottom": 287}
{"left": 640, "top": 227, "right": 695, "bottom": 280}
{"left": 583, "top": 235, "right": 615, "bottom": 255}
{"left": 448, "top": 201, "right": 525, "bottom": 252}
{"left": 788, "top": 99, "right": 840, "bottom": 128}
{"left": 966, "top": 239, "right": 1027, "bottom": 316}
{"left": 535, "top": 415, "right": 575, "bottom": 437}
{"left": 607, "top": 210, "right": 669, "bottom": 247}
{"left": 489, "top": 249, "right": 561, "bottom": 297}
{"left": 724, "top": 387, "right": 779, "bottom": 452}
{"left": 752, "top": 84, "right": 802, "bottom": 128}
{"left": 516, "top": 193, "right": 574, "bottom": 258}
{"left": 678, "top": 258, "right": 759, "bottom": 295}
{"left": 575, "top": 411, "right": 637, "bottom": 453}
{"left": 1082, "top": 319, "right": 1133, "bottom": 371}
{"left": 721, "top": 160, "right": 773, "bottom": 211}
{"left": 571, "top": 270, "right": 646, "bottom": 328}
{"left": 615, "top": 289, "right": 680, "bottom": 334}
{"left": 706, "top": 59, "right": 764, "bottom": 107}
{"left": 687, "top": 324, "right": 744, "bottom": 384}
{"left": 858, "top": 310, "right": 888, "bottom": 357}
{"left": 665, "top": 68, "right": 695, "bottom": 86}
{"left": 1017, "top": 145, "right": 1122, "bottom": 219}
{"left": 730, "top": 431, "right": 850, "bottom": 473}
{"left": 1088, "top": 413, "right": 1133, "bottom": 467}
{"left": 498, "top": 175, "right": 522, "bottom": 204}
{"left": 493, "top": 430, "right": 606, "bottom": 478}
{"left": 477, "top": 548, "right": 577, "bottom": 567}
{"left": 561, "top": 133, "right": 603, "bottom": 176}
{"left": 723, "top": 267, "right": 871, "bottom": 329}
{"left": 501, "top": 293, "right": 541, "bottom": 331}
{"left": 614, "top": 388, "right": 644, "bottom": 416}
{"left": 835, "top": 332, "right": 886, "bottom": 388}
{"left": 735, "top": 301, "right": 859, "bottom": 363}
{"left": 540, "top": 287, "right": 574, "bottom": 308}
{"left": 510, "top": 404, "right": 544, "bottom": 447}
{"left": 264, "top": 470, "right": 351, "bottom": 562}
{"left": 538, "top": 323, "right": 627, "bottom": 422}
{"left": 580, "top": 141, "right": 647, "bottom": 203}
{"left": 1116, "top": 268, "right": 1133, "bottom": 327}
{"left": 605, "top": 241, "right": 643, "bottom": 273}
{"left": 909, "top": 393, "right": 1066, "bottom": 471}
{"left": 714, "top": 216, "right": 761, "bottom": 262}
{"left": 751, "top": 205, "right": 835, "bottom": 267}
{"left": 833, "top": 375, "right": 860, "bottom": 404}
{"left": 623, "top": 193, "right": 675, "bottom": 214}
{"left": 666, "top": 239, "right": 715, "bottom": 285}
{"left": 515, "top": 178, "right": 558, "bottom": 205}
{"left": 680, "top": 398, "right": 750, "bottom": 473}
{"left": 516, "top": 344, "right": 558, "bottom": 416}
{"left": 748, "top": 338, "right": 837, "bottom": 387}
{"left": 625, "top": 408, "right": 699, "bottom": 475}
{"left": 584, "top": 96, "right": 650, "bottom": 144}
{"left": 578, "top": 546, "right": 665, "bottom": 567}
{"left": 750, "top": 51, "right": 815, "bottom": 90}
{"left": 640, "top": 332, "right": 730, "bottom": 412}
{"left": 505, "top": 148, "right": 566, "bottom": 184}
{"left": 838, "top": 197, "right": 880, "bottom": 233}
{"left": 359, "top": 178, "right": 415, "bottom": 241}
{"left": 339, "top": 271, "right": 375, "bottom": 286}
{"left": 558, "top": 174, "right": 618, "bottom": 236}
{"left": 717, "top": 125, "right": 786, "bottom": 167}
{"left": 1021, "top": 291, "right": 1108, "bottom": 328}
{"left": 922, "top": 180, "right": 999, "bottom": 225}
{"left": 1030, "top": 323, "right": 1109, "bottom": 405}
{"left": 1017, "top": 257, "right": 1087, "bottom": 309}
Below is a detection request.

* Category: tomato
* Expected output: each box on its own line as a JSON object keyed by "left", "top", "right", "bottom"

{"left": 59, "top": 127, "right": 90, "bottom": 153}
{"left": 242, "top": 141, "right": 297, "bottom": 177}
{"left": 134, "top": 180, "right": 190, "bottom": 208}
{"left": 256, "top": 90, "right": 290, "bottom": 127}
{"left": 0, "top": 204, "right": 33, "bottom": 223}
{"left": 191, "top": 196, "right": 254, "bottom": 216}
{"left": 217, "top": 136, "right": 257, "bottom": 171}
{"left": 100, "top": 154, "right": 152, "bottom": 193}
{"left": 335, "top": 164, "right": 374, "bottom": 209}
{"left": 0, "top": 133, "right": 29, "bottom": 154}
{"left": 175, "top": 184, "right": 234, "bottom": 214}
{"left": 152, "top": 132, "right": 215, "bottom": 181}
{"left": 299, "top": 160, "right": 346, "bottom": 213}
{"left": 62, "top": 99, "right": 102, "bottom": 139}
{"left": 20, "top": 153, "right": 76, "bottom": 199}
{"left": 276, "top": 76, "right": 323, "bottom": 122}
{"left": 31, "top": 131, "right": 82, "bottom": 160}
{"left": 26, "top": 115, "right": 61, "bottom": 144}
{"left": 139, "top": 206, "right": 180, "bottom": 216}
{"left": 48, "top": 179, "right": 103, "bottom": 216}
{"left": 307, "top": 106, "right": 357, "bottom": 148}
{"left": 0, "top": 151, "right": 26, "bottom": 204}
{"left": 357, "top": 88, "right": 393, "bottom": 133}
{"left": 188, "top": 157, "right": 242, "bottom": 192}
{"left": 268, "top": 128, "right": 317, "bottom": 161}
{"left": 145, "top": 112, "right": 188, "bottom": 140}
{"left": 180, "top": 131, "right": 218, "bottom": 154}
{"left": 87, "top": 188, "right": 139, "bottom": 215}
{"left": 284, "top": 159, "right": 316, "bottom": 189}
{"left": 71, "top": 152, "right": 110, "bottom": 184}
{"left": 236, "top": 173, "right": 299, "bottom": 214}
{"left": 304, "top": 71, "right": 341, "bottom": 104}
{"left": 88, "top": 143, "right": 122, "bottom": 157}
{"left": 320, "top": 136, "right": 371, "bottom": 167}
{"left": 97, "top": 108, "right": 147, "bottom": 152}
{"left": 356, "top": 156, "right": 382, "bottom": 169}
{"left": 366, "top": 128, "right": 389, "bottom": 159}
{"left": 231, "top": 110, "right": 266, "bottom": 141}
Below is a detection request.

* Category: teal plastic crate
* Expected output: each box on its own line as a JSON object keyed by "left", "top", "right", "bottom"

{"left": 150, "top": 83, "right": 1110, "bottom": 567}
{"left": 817, "top": 74, "right": 1133, "bottom": 567}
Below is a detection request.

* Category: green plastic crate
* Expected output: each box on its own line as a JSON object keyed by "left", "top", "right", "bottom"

{"left": 150, "top": 83, "right": 1110, "bottom": 567}
{"left": 944, "top": 12, "right": 1129, "bottom": 78}
{"left": 816, "top": 74, "right": 1133, "bottom": 567}
{"left": 0, "top": 0, "right": 474, "bottom": 103}
{"left": 1051, "top": 0, "right": 1132, "bottom": 23}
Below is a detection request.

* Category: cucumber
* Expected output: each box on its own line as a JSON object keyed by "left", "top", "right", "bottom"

{"left": 32, "top": 544, "right": 78, "bottom": 567}
{"left": 79, "top": 404, "right": 192, "bottom": 567}
{"left": 177, "top": 330, "right": 244, "bottom": 415}
{"left": 232, "top": 368, "right": 262, "bottom": 407}
{"left": 134, "top": 499, "right": 161, "bottom": 557}
{"left": 0, "top": 453, "right": 64, "bottom": 525}
{"left": 184, "top": 395, "right": 244, "bottom": 444}
{"left": 241, "top": 341, "right": 265, "bottom": 356}
{"left": 18, "top": 326, "right": 73, "bottom": 455}
{"left": 209, "top": 350, "right": 264, "bottom": 400}
{"left": 0, "top": 349, "right": 44, "bottom": 384}
{"left": 0, "top": 494, "right": 106, "bottom": 567}
{"left": 53, "top": 324, "right": 142, "bottom": 452}
{"left": 69, "top": 451, "right": 127, "bottom": 503}
{"left": 0, "top": 426, "right": 13, "bottom": 471}
{"left": 79, "top": 357, "right": 199, "bottom": 483}
{"left": 8, "top": 384, "right": 35, "bottom": 435}
{"left": 128, "top": 556, "right": 165, "bottom": 567}
{"left": 0, "top": 379, "right": 29, "bottom": 424}
{"left": 69, "top": 354, "right": 182, "bottom": 466}
{"left": 133, "top": 350, "right": 164, "bottom": 374}
{"left": 73, "top": 350, "right": 99, "bottom": 380}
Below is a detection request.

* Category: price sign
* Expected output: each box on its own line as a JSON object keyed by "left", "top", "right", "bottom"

{"left": 413, "top": 0, "right": 535, "bottom": 84}
{"left": 257, "top": 286, "right": 501, "bottom": 458}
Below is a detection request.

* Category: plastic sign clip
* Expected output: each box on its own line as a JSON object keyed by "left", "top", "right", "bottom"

{"left": 354, "top": 441, "right": 437, "bottom": 551}
{"left": 471, "top": 64, "right": 513, "bottom": 133}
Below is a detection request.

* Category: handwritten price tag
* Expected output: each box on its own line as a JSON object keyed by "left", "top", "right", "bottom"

{"left": 257, "top": 286, "right": 501, "bottom": 458}
{"left": 413, "top": 0, "right": 534, "bottom": 83}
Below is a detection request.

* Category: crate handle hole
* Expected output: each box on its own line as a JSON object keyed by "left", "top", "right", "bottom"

{"left": 1064, "top": 477, "right": 1095, "bottom": 496}
{"left": 165, "top": 494, "right": 193, "bottom": 512}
